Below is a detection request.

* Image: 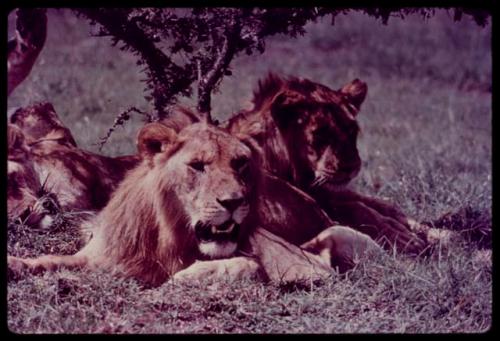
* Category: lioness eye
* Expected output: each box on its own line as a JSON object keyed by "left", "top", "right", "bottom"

{"left": 188, "top": 161, "right": 205, "bottom": 172}
{"left": 232, "top": 157, "right": 249, "bottom": 173}
{"left": 313, "top": 127, "right": 331, "bottom": 147}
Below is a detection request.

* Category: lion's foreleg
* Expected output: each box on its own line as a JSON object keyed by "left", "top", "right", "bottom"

{"left": 321, "top": 198, "right": 427, "bottom": 255}
{"left": 8, "top": 253, "right": 88, "bottom": 275}
{"left": 170, "top": 256, "right": 263, "bottom": 283}
{"left": 345, "top": 191, "right": 409, "bottom": 224}
{"left": 300, "top": 225, "right": 383, "bottom": 273}
{"left": 328, "top": 189, "right": 431, "bottom": 236}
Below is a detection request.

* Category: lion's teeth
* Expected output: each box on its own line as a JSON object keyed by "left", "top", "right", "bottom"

{"left": 212, "top": 222, "right": 235, "bottom": 233}
{"left": 211, "top": 225, "right": 218, "bottom": 234}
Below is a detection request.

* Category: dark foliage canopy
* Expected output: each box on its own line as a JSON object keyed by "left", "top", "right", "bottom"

{"left": 74, "top": 7, "right": 490, "bottom": 122}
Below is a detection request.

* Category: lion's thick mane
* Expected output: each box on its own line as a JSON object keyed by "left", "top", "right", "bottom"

{"left": 76, "top": 120, "right": 261, "bottom": 286}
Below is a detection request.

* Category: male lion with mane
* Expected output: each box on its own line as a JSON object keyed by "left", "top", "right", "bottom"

{"left": 9, "top": 113, "right": 381, "bottom": 286}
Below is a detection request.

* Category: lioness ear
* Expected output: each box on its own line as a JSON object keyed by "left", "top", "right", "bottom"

{"left": 8, "top": 125, "right": 26, "bottom": 151}
{"left": 340, "top": 79, "right": 368, "bottom": 112}
{"left": 270, "top": 89, "right": 307, "bottom": 128}
{"left": 137, "top": 123, "right": 178, "bottom": 159}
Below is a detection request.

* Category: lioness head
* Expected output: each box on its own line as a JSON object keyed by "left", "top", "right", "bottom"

{"left": 244, "top": 74, "right": 367, "bottom": 190}
{"left": 137, "top": 120, "right": 259, "bottom": 259}
{"left": 269, "top": 75, "right": 367, "bottom": 189}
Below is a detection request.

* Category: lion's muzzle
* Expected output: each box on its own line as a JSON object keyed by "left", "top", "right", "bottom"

{"left": 194, "top": 220, "right": 241, "bottom": 258}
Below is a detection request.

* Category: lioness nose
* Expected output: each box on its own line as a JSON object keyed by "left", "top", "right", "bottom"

{"left": 217, "top": 197, "right": 244, "bottom": 212}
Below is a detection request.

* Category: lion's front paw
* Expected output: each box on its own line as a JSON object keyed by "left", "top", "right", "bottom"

{"left": 407, "top": 218, "right": 460, "bottom": 250}
{"left": 8, "top": 255, "right": 23, "bottom": 269}
{"left": 375, "top": 217, "right": 428, "bottom": 256}
{"left": 407, "top": 218, "right": 431, "bottom": 234}
{"left": 171, "top": 257, "right": 262, "bottom": 283}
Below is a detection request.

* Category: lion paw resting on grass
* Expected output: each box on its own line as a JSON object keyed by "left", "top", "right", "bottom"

{"left": 8, "top": 114, "right": 383, "bottom": 286}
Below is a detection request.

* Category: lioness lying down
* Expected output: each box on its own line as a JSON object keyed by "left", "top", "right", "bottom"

{"left": 229, "top": 73, "right": 428, "bottom": 254}
{"left": 7, "top": 103, "right": 140, "bottom": 226}
{"left": 9, "top": 117, "right": 382, "bottom": 286}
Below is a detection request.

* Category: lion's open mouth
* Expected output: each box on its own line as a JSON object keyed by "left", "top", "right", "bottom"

{"left": 195, "top": 220, "right": 241, "bottom": 258}
{"left": 194, "top": 220, "right": 240, "bottom": 242}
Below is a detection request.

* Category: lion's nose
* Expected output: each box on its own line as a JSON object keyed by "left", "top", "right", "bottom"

{"left": 217, "top": 197, "right": 244, "bottom": 213}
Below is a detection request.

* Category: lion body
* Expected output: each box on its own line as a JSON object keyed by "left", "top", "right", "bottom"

{"left": 28, "top": 141, "right": 138, "bottom": 211}
{"left": 10, "top": 121, "right": 261, "bottom": 286}
{"left": 8, "top": 103, "right": 139, "bottom": 216}
{"left": 229, "top": 74, "right": 427, "bottom": 253}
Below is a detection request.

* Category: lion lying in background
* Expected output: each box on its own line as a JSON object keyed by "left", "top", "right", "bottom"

{"left": 7, "top": 103, "right": 139, "bottom": 224}
{"left": 7, "top": 124, "right": 58, "bottom": 228}
{"left": 229, "top": 73, "right": 428, "bottom": 254}
{"left": 9, "top": 114, "right": 382, "bottom": 286}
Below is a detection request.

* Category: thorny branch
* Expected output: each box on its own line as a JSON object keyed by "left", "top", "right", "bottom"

{"left": 197, "top": 16, "right": 239, "bottom": 122}
{"left": 76, "top": 8, "right": 195, "bottom": 120}
{"left": 70, "top": 7, "right": 490, "bottom": 148}
{"left": 97, "top": 107, "right": 153, "bottom": 151}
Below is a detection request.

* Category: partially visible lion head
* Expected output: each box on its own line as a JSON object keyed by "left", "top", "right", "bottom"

{"left": 9, "top": 102, "right": 77, "bottom": 147}
{"left": 7, "top": 124, "right": 59, "bottom": 228}
{"left": 8, "top": 102, "right": 139, "bottom": 212}
{"left": 229, "top": 73, "right": 367, "bottom": 190}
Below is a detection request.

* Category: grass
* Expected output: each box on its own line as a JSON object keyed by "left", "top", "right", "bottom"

{"left": 7, "top": 9, "right": 492, "bottom": 333}
{"left": 7, "top": 246, "right": 492, "bottom": 333}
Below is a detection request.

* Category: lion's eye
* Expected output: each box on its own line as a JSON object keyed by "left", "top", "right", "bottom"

{"left": 188, "top": 161, "right": 205, "bottom": 172}
{"left": 232, "top": 157, "right": 249, "bottom": 173}
{"left": 313, "top": 126, "right": 333, "bottom": 145}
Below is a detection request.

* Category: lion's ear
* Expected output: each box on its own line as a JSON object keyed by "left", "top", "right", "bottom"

{"left": 8, "top": 125, "right": 27, "bottom": 152}
{"left": 159, "top": 106, "right": 200, "bottom": 132}
{"left": 270, "top": 89, "right": 306, "bottom": 128}
{"left": 340, "top": 79, "right": 368, "bottom": 112}
{"left": 137, "top": 123, "right": 178, "bottom": 159}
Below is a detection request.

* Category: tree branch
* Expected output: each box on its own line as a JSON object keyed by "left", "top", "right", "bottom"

{"left": 76, "top": 8, "right": 196, "bottom": 120}
{"left": 197, "top": 17, "right": 239, "bottom": 122}
{"left": 96, "top": 107, "right": 153, "bottom": 151}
